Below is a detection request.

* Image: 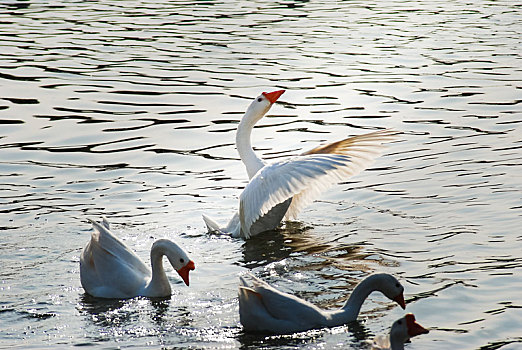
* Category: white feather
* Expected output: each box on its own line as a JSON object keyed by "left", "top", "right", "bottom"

{"left": 238, "top": 273, "right": 406, "bottom": 334}
{"left": 80, "top": 217, "right": 194, "bottom": 298}
{"left": 201, "top": 89, "right": 397, "bottom": 239}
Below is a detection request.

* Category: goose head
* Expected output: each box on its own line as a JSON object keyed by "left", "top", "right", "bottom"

{"left": 243, "top": 90, "right": 285, "bottom": 125}
{"left": 152, "top": 239, "right": 195, "bottom": 286}
{"left": 390, "top": 313, "right": 429, "bottom": 344}
{"left": 374, "top": 273, "right": 406, "bottom": 309}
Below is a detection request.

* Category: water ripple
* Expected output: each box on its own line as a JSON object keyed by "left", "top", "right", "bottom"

{"left": 1, "top": 0, "right": 521, "bottom": 349}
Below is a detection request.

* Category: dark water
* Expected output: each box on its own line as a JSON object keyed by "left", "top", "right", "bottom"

{"left": 1, "top": 0, "right": 521, "bottom": 349}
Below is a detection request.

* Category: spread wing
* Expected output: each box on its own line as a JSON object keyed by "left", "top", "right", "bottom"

{"left": 287, "top": 129, "right": 398, "bottom": 219}
{"left": 239, "top": 130, "right": 397, "bottom": 238}
{"left": 239, "top": 154, "right": 354, "bottom": 238}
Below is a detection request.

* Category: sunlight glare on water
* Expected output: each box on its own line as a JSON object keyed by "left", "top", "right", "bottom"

{"left": 0, "top": 0, "right": 521, "bottom": 349}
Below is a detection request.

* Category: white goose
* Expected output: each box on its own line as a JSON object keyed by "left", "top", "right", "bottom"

{"left": 80, "top": 217, "right": 195, "bottom": 299}
{"left": 370, "top": 314, "right": 429, "bottom": 350}
{"left": 238, "top": 273, "right": 406, "bottom": 334}
{"left": 202, "top": 90, "right": 397, "bottom": 239}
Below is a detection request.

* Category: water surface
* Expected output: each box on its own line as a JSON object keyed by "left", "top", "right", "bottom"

{"left": 1, "top": 1, "right": 521, "bottom": 349}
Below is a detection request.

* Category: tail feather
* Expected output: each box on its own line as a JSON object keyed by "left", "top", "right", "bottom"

{"left": 101, "top": 216, "right": 110, "bottom": 229}
{"left": 239, "top": 275, "right": 249, "bottom": 288}
{"left": 202, "top": 214, "right": 222, "bottom": 233}
{"left": 202, "top": 213, "right": 241, "bottom": 237}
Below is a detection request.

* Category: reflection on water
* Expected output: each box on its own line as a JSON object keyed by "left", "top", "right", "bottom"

{"left": 241, "top": 223, "right": 316, "bottom": 269}
{"left": 1, "top": 0, "right": 521, "bottom": 349}
{"left": 78, "top": 294, "right": 175, "bottom": 328}
{"left": 78, "top": 294, "right": 197, "bottom": 344}
{"left": 237, "top": 319, "right": 374, "bottom": 350}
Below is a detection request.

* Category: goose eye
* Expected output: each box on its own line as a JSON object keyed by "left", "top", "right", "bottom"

{"left": 395, "top": 283, "right": 400, "bottom": 288}
{"left": 257, "top": 97, "right": 263, "bottom": 102}
{"left": 397, "top": 320, "right": 402, "bottom": 325}
{"left": 180, "top": 258, "right": 185, "bottom": 263}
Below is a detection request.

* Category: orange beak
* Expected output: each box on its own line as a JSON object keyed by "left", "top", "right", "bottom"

{"left": 393, "top": 292, "right": 406, "bottom": 309}
{"left": 262, "top": 90, "right": 285, "bottom": 104}
{"left": 176, "top": 260, "right": 195, "bottom": 286}
{"left": 405, "top": 313, "right": 429, "bottom": 337}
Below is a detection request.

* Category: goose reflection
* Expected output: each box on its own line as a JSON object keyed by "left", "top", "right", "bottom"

{"left": 78, "top": 293, "right": 173, "bottom": 328}
{"left": 78, "top": 293, "right": 132, "bottom": 328}
{"left": 241, "top": 221, "right": 369, "bottom": 272}
{"left": 149, "top": 298, "right": 173, "bottom": 326}
{"left": 236, "top": 318, "right": 371, "bottom": 349}
{"left": 240, "top": 227, "right": 298, "bottom": 270}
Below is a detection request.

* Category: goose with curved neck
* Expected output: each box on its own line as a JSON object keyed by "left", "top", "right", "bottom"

{"left": 80, "top": 217, "right": 195, "bottom": 299}
{"left": 370, "top": 314, "right": 429, "bottom": 350}
{"left": 238, "top": 273, "right": 406, "bottom": 334}
{"left": 202, "top": 90, "right": 397, "bottom": 239}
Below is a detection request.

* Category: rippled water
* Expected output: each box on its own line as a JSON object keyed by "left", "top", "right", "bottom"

{"left": 1, "top": 0, "right": 521, "bottom": 349}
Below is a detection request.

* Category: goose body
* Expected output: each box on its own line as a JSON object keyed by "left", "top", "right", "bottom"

{"left": 203, "top": 90, "right": 397, "bottom": 239}
{"left": 80, "top": 217, "right": 195, "bottom": 299}
{"left": 370, "top": 314, "right": 429, "bottom": 350}
{"left": 238, "top": 273, "right": 406, "bottom": 334}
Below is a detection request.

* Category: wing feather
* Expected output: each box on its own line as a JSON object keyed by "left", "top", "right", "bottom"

{"left": 87, "top": 219, "right": 150, "bottom": 277}
{"left": 239, "top": 129, "right": 397, "bottom": 238}
{"left": 286, "top": 129, "right": 398, "bottom": 219}
{"left": 240, "top": 274, "right": 324, "bottom": 324}
{"left": 239, "top": 154, "right": 362, "bottom": 236}
{"left": 302, "top": 129, "right": 397, "bottom": 156}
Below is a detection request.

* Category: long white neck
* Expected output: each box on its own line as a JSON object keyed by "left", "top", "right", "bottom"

{"left": 236, "top": 111, "right": 266, "bottom": 179}
{"left": 146, "top": 244, "right": 172, "bottom": 297}
{"left": 324, "top": 275, "right": 382, "bottom": 326}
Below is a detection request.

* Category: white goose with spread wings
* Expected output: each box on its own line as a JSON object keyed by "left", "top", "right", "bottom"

{"left": 202, "top": 90, "right": 397, "bottom": 239}
{"left": 238, "top": 273, "right": 406, "bottom": 334}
